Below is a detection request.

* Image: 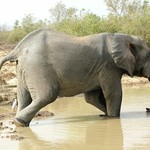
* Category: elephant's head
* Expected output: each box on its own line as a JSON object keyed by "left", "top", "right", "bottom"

{"left": 109, "top": 33, "right": 150, "bottom": 79}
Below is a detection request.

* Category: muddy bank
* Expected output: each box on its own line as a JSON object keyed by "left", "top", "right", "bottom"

{"left": 0, "top": 49, "right": 16, "bottom": 104}
{"left": 0, "top": 110, "right": 54, "bottom": 141}
{"left": 0, "top": 110, "right": 54, "bottom": 120}
{"left": 122, "top": 76, "right": 150, "bottom": 88}
{"left": 0, "top": 121, "right": 24, "bottom": 141}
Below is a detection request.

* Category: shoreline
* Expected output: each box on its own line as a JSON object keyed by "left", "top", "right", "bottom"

{"left": 122, "top": 76, "right": 150, "bottom": 88}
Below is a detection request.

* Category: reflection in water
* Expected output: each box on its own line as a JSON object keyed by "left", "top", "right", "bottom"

{"left": 122, "top": 88, "right": 150, "bottom": 150}
{"left": 85, "top": 118, "right": 123, "bottom": 149}
{"left": 1, "top": 88, "right": 150, "bottom": 150}
{"left": 17, "top": 116, "right": 123, "bottom": 150}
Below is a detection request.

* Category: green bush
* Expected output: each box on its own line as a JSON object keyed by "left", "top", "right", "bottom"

{"left": 0, "top": 31, "right": 9, "bottom": 45}
{"left": 0, "top": 1, "right": 150, "bottom": 45}
{"left": 8, "top": 28, "right": 27, "bottom": 43}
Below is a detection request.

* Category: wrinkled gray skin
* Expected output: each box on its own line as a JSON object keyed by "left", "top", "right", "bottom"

{"left": 0, "top": 29, "right": 150, "bottom": 127}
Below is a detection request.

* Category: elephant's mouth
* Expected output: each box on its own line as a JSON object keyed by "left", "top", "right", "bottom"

{"left": 148, "top": 78, "right": 150, "bottom": 81}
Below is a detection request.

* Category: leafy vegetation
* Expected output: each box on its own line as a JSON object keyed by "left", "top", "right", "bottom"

{"left": 0, "top": 0, "right": 150, "bottom": 46}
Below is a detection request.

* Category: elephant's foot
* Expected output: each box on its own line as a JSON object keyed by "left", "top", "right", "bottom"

{"left": 14, "top": 118, "right": 29, "bottom": 127}
{"left": 99, "top": 113, "right": 120, "bottom": 118}
{"left": 99, "top": 114, "right": 107, "bottom": 117}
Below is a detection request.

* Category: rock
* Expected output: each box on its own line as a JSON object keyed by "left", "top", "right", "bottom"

{"left": 146, "top": 108, "right": 150, "bottom": 112}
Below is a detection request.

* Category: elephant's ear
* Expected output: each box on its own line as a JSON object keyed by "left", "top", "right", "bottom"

{"left": 108, "top": 33, "right": 136, "bottom": 76}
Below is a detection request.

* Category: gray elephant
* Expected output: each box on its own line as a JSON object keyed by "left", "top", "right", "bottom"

{"left": 0, "top": 29, "right": 150, "bottom": 127}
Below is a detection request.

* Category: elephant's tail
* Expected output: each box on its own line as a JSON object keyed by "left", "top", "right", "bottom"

{"left": 0, "top": 49, "right": 18, "bottom": 70}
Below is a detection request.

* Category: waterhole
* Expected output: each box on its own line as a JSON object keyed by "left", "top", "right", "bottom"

{"left": 0, "top": 87, "right": 150, "bottom": 150}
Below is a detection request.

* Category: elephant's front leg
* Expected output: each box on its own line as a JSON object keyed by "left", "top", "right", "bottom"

{"left": 99, "top": 73, "right": 122, "bottom": 117}
{"left": 84, "top": 89, "right": 107, "bottom": 115}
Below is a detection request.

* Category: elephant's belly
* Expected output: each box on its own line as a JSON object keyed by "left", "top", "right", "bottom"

{"left": 58, "top": 80, "right": 99, "bottom": 97}
{"left": 59, "top": 85, "right": 85, "bottom": 97}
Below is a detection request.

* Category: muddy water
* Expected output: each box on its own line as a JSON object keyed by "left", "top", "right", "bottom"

{"left": 1, "top": 88, "right": 150, "bottom": 150}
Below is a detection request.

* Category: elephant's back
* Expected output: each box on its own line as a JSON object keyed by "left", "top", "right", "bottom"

{"left": 13, "top": 28, "right": 74, "bottom": 53}
{"left": 21, "top": 29, "right": 102, "bottom": 82}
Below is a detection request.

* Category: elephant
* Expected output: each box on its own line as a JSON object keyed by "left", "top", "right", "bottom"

{"left": 0, "top": 28, "right": 150, "bottom": 127}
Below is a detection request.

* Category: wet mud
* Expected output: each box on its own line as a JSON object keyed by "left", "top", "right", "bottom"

{"left": 0, "top": 110, "right": 54, "bottom": 120}
{"left": 0, "top": 110, "right": 54, "bottom": 141}
{"left": 0, "top": 121, "right": 24, "bottom": 141}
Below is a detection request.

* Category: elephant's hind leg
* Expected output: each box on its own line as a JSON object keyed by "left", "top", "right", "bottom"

{"left": 14, "top": 83, "right": 32, "bottom": 127}
{"left": 14, "top": 85, "right": 58, "bottom": 127}
{"left": 16, "top": 80, "right": 32, "bottom": 114}
{"left": 14, "top": 68, "right": 59, "bottom": 127}
{"left": 84, "top": 89, "right": 107, "bottom": 115}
